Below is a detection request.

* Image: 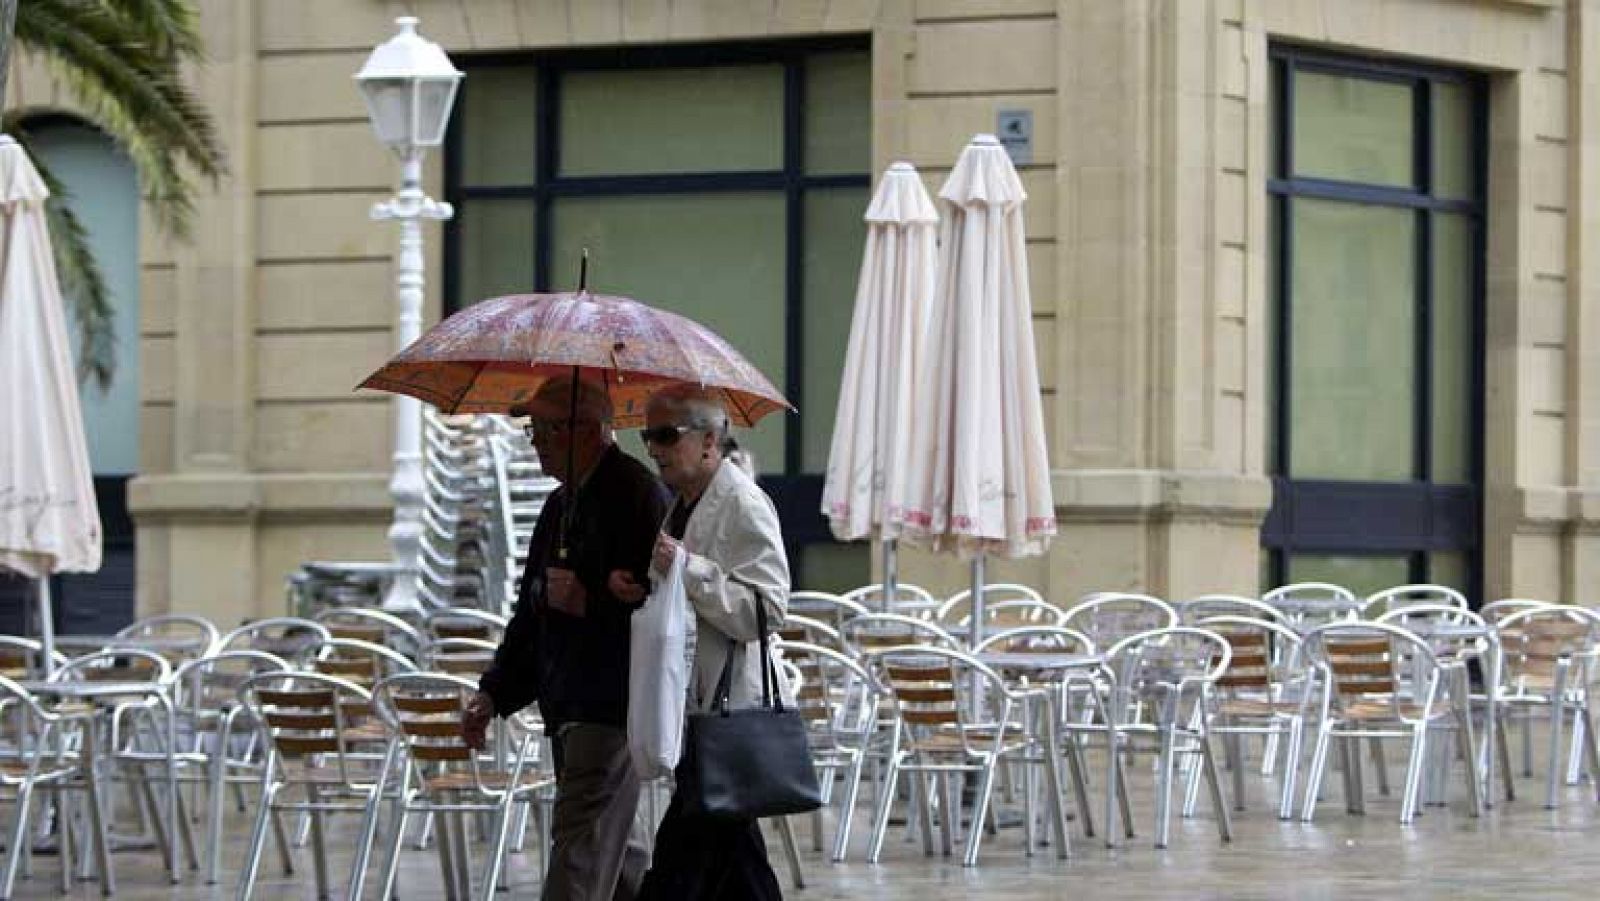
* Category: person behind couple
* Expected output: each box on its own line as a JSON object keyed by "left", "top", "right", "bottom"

{"left": 635, "top": 384, "right": 790, "bottom": 901}
{"left": 461, "top": 375, "right": 670, "bottom": 901}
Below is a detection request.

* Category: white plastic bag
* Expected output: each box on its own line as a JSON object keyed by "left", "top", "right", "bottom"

{"left": 628, "top": 547, "right": 690, "bottom": 780}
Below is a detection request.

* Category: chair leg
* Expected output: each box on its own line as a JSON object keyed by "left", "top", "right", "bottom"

{"left": 1547, "top": 664, "right": 1571, "bottom": 810}
{"left": 1369, "top": 736, "right": 1391, "bottom": 797}
{"left": 1200, "top": 732, "right": 1233, "bottom": 843}
{"left": 1496, "top": 710, "right": 1516, "bottom": 803}
{"left": 477, "top": 796, "right": 517, "bottom": 901}
{"left": 1154, "top": 726, "right": 1178, "bottom": 850}
{"left": 1227, "top": 729, "right": 1247, "bottom": 813}
{"left": 270, "top": 808, "right": 295, "bottom": 876}
{"left": 1400, "top": 727, "right": 1428, "bottom": 825}
{"left": 378, "top": 801, "right": 410, "bottom": 901}
{"left": 776, "top": 816, "right": 805, "bottom": 889}
{"left": 1114, "top": 746, "right": 1136, "bottom": 840}
{"left": 1, "top": 786, "right": 34, "bottom": 901}
{"left": 1064, "top": 736, "right": 1096, "bottom": 839}
{"left": 236, "top": 784, "right": 277, "bottom": 901}
{"left": 961, "top": 761, "right": 1001, "bottom": 867}
{"left": 1300, "top": 723, "right": 1333, "bottom": 823}
{"left": 1278, "top": 719, "right": 1304, "bottom": 821}
{"left": 866, "top": 755, "right": 900, "bottom": 864}
{"left": 207, "top": 746, "right": 230, "bottom": 883}
{"left": 833, "top": 749, "right": 867, "bottom": 863}
{"left": 1582, "top": 698, "right": 1600, "bottom": 803}
{"left": 1180, "top": 736, "right": 1205, "bottom": 819}
{"left": 57, "top": 793, "right": 73, "bottom": 896}
{"left": 1565, "top": 711, "right": 1585, "bottom": 786}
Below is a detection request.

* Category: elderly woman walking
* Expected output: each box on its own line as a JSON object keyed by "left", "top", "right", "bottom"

{"left": 636, "top": 384, "right": 789, "bottom": 900}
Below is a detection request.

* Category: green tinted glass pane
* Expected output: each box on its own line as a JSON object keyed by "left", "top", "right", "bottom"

{"left": 803, "top": 187, "right": 869, "bottom": 472}
{"left": 456, "top": 199, "right": 536, "bottom": 308}
{"left": 461, "top": 66, "right": 538, "bottom": 187}
{"left": 1431, "top": 80, "right": 1474, "bottom": 200}
{"left": 1286, "top": 554, "right": 1411, "bottom": 601}
{"left": 1427, "top": 551, "right": 1470, "bottom": 599}
{"left": 1293, "top": 70, "right": 1413, "bottom": 187}
{"left": 798, "top": 542, "right": 871, "bottom": 593}
{"left": 1432, "top": 213, "right": 1473, "bottom": 484}
{"left": 550, "top": 193, "right": 787, "bottom": 472}
{"left": 805, "top": 51, "right": 871, "bottom": 175}
{"left": 1288, "top": 199, "right": 1416, "bottom": 480}
{"left": 559, "top": 66, "right": 784, "bottom": 176}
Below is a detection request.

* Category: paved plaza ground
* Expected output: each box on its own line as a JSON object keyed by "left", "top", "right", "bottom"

{"left": 14, "top": 736, "right": 1600, "bottom": 901}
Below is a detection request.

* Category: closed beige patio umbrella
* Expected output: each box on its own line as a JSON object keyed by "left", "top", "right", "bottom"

{"left": 821, "top": 162, "right": 938, "bottom": 603}
{"left": 0, "top": 135, "right": 102, "bottom": 672}
{"left": 895, "top": 134, "right": 1056, "bottom": 642}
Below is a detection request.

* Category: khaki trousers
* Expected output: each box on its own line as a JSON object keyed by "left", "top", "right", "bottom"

{"left": 543, "top": 723, "right": 649, "bottom": 901}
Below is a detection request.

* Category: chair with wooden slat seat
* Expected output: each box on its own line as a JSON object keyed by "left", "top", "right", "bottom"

{"left": 1299, "top": 621, "right": 1481, "bottom": 824}
{"left": 1262, "top": 582, "right": 1360, "bottom": 632}
{"left": 1489, "top": 606, "right": 1600, "bottom": 809}
{"left": 309, "top": 639, "right": 419, "bottom": 748}
{"left": 1479, "top": 599, "right": 1558, "bottom": 784}
{"left": 1361, "top": 583, "right": 1470, "bottom": 619}
{"left": 114, "top": 613, "right": 220, "bottom": 664}
{"left": 167, "top": 651, "right": 291, "bottom": 885}
{"left": 842, "top": 583, "right": 941, "bottom": 620}
{"left": 777, "top": 614, "right": 844, "bottom": 649}
{"left": 1060, "top": 594, "right": 1178, "bottom": 653}
{"left": 1101, "top": 627, "right": 1234, "bottom": 849}
{"left": 841, "top": 614, "right": 960, "bottom": 657}
{"left": 371, "top": 672, "right": 552, "bottom": 901}
{"left": 863, "top": 645, "right": 1036, "bottom": 867}
{"left": 937, "top": 584, "right": 1061, "bottom": 632}
{"left": 774, "top": 639, "right": 882, "bottom": 862}
{"left": 419, "top": 637, "right": 499, "bottom": 678}
{"left": 236, "top": 671, "right": 398, "bottom": 901}
{"left": 0, "top": 674, "right": 104, "bottom": 899}
{"left": 313, "top": 608, "right": 425, "bottom": 661}
{"left": 1176, "top": 595, "right": 1286, "bottom": 625}
{"left": 1183, "top": 616, "right": 1309, "bottom": 820}
{"left": 217, "top": 617, "right": 333, "bottom": 667}
{"left": 0, "top": 636, "right": 66, "bottom": 681}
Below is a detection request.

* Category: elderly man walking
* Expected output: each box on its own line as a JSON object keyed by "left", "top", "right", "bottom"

{"left": 462, "top": 376, "right": 670, "bottom": 901}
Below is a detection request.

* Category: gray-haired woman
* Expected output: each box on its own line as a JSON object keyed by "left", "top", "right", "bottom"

{"left": 636, "top": 385, "right": 789, "bottom": 900}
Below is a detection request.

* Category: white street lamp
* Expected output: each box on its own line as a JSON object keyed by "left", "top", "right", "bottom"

{"left": 356, "top": 16, "right": 461, "bottom": 612}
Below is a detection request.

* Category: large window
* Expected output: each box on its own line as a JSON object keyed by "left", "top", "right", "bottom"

{"left": 447, "top": 40, "right": 872, "bottom": 590}
{"left": 1263, "top": 48, "right": 1486, "bottom": 601}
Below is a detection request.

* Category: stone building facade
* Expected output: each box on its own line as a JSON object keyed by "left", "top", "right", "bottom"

{"left": 7, "top": 0, "right": 1598, "bottom": 626}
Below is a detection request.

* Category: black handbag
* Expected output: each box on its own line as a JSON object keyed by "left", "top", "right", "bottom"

{"left": 680, "top": 598, "right": 823, "bottom": 820}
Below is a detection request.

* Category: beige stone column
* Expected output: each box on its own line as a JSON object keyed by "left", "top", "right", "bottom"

{"left": 1566, "top": 0, "right": 1600, "bottom": 602}
{"left": 129, "top": 0, "right": 260, "bottom": 625}
{"left": 1049, "top": 0, "right": 1270, "bottom": 604}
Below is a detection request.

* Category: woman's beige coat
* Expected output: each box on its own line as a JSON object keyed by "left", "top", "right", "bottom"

{"left": 670, "top": 460, "right": 792, "bottom": 712}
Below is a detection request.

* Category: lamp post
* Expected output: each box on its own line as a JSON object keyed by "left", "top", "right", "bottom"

{"left": 355, "top": 17, "right": 462, "bottom": 612}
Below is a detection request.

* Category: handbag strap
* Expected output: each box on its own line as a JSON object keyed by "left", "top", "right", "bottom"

{"left": 708, "top": 578, "right": 783, "bottom": 715}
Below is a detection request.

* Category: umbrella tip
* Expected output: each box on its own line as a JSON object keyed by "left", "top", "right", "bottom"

{"left": 971, "top": 133, "right": 1000, "bottom": 146}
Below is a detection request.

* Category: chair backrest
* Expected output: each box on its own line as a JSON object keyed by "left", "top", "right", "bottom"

{"left": 864, "top": 645, "right": 1013, "bottom": 757}
{"left": 172, "top": 651, "right": 291, "bottom": 726}
{"left": 53, "top": 647, "right": 172, "bottom": 684}
{"left": 1301, "top": 622, "right": 1444, "bottom": 722}
{"left": 0, "top": 636, "right": 65, "bottom": 679}
{"left": 314, "top": 608, "right": 425, "bottom": 658}
{"left": 776, "top": 614, "right": 843, "bottom": 649}
{"left": 1362, "top": 583, "right": 1469, "bottom": 617}
{"left": 419, "top": 638, "right": 499, "bottom": 677}
{"left": 372, "top": 672, "right": 537, "bottom": 796}
{"left": 312, "top": 637, "right": 419, "bottom": 690}
{"left": 1495, "top": 606, "right": 1600, "bottom": 693}
{"left": 1262, "top": 582, "right": 1360, "bottom": 628}
{"left": 1105, "top": 628, "right": 1232, "bottom": 714}
{"left": 973, "top": 625, "right": 1094, "bottom": 656}
{"left": 774, "top": 639, "right": 880, "bottom": 747}
{"left": 424, "top": 608, "right": 508, "bottom": 643}
{"left": 841, "top": 614, "right": 960, "bottom": 655}
{"left": 1060, "top": 594, "right": 1177, "bottom": 650}
{"left": 218, "top": 617, "right": 333, "bottom": 664}
{"left": 1195, "top": 615, "right": 1304, "bottom": 697}
{"left": 937, "top": 584, "right": 1049, "bottom": 624}
{"left": 1480, "top": 598, "right": 1555, "bottom": 624}
{"left": 787, "top": 591, "right": 870, "bottom": 633}
{"left": 1177, "top": 595, "right": 1284, "bottom": 625}
{"left": 840, "top": 583, "right": 938, "bottom": 616}
{"left": 1374, "top": 603, "right": 1488, "bottom": 660}
{"left": 114, "top": 614, "right": 220, "bottom": 661}
{"left": 239, "top": 671, "right": 383, "bottom": 789}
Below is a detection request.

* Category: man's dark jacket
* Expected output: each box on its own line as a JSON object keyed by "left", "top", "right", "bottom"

{"left": 478, "top": 444, "right": 670, "bottom": 732}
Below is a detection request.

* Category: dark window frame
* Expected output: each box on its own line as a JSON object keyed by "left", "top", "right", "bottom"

{"left": 443, "top": 37, "right": 872, "bottom": 555}
{"left": 1262, "top": 44, "right": 1488, "bottom": 601}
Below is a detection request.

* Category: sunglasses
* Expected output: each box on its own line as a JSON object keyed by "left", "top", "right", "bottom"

{"left": 639, "top": 425, "right": 694, "bottom": 447}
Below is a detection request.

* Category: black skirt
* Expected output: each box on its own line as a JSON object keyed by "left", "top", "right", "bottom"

{"left": 637, "top": 787, "right": 783, "bottom": 900}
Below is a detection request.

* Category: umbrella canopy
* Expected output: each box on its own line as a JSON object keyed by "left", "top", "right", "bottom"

{"left": 821, "top": 162, "right": 939, "bottom": 541}
{"left": 894, "top": 134, "right": 1056, "bottom": 559}
{"left": 0, "top": 135, "right": 101, "bottom": 579}
{"left": 358, "top": 291, "right": 791, "bottom": 427}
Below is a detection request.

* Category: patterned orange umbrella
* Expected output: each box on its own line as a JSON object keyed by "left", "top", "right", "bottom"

{"left": 357, "top": 291, "right": 791, "bottom": 427}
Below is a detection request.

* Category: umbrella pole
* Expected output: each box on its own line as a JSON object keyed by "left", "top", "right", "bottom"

{"left": 558, "top": 364, "right": 579, "bottom": 562}
{"left": 970, "top": 554, "right": 986, "bottom": 650}
{"left": 36, "top": 577, "right": 55, "bottom": 676}
{"left": 881, "top": 539, "right": 898, "bottom": 611}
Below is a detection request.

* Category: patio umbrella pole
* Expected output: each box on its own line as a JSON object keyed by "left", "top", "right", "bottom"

{"left": 36, "top": 578, "right": 55, "bottom": 675}
{"left": 882, "top": 538, "right": 898, "bottom": 611}
{"left": 970, "top": 553, "right": 986, "bottom": 649}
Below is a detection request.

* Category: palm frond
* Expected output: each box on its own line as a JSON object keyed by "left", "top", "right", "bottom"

{"left": 16, "top": 0, "right": 224, "bottom": 237}
{"left": 101, "top": 0, "right": 204, "bottom": 59}
{"left": 5, "top": 122, "right": 116, "bottom": 391}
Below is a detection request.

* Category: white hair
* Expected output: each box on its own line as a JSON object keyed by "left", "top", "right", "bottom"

{"left": 646, "top": 385, "right": 730, "bottom": 441}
